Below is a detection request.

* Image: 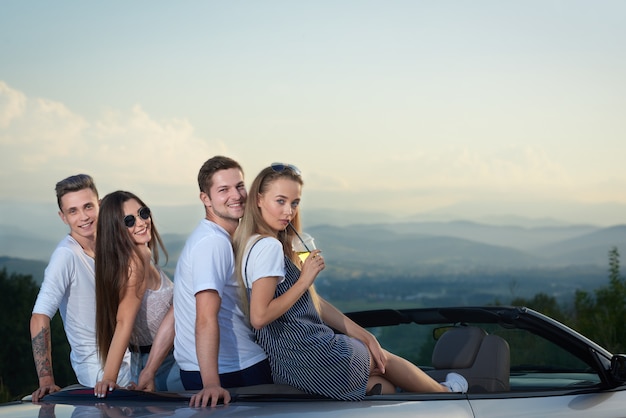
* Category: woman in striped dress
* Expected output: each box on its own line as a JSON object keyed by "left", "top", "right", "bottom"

{"left": 233, "top": 163, "right": 467, "bottom": 400}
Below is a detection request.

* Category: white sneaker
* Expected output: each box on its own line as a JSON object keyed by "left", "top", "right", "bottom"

{"left": 440, "top": 372, "right": 468, "bottom": 393}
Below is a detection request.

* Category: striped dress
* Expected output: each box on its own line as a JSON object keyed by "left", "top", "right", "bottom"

{"left": 253, "top": 256, "right": 370, "bottom": 401}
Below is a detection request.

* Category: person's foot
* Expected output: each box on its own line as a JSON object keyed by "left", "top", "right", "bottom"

{"left": 440, "top": 372, "right": 468, "bottom": 393}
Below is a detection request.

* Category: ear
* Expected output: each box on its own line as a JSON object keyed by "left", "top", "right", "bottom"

{"left": 199, "top": 192, "right": 211, "bottom": 207}
{"left": 58, "top": 210, "right": 69, "bottom": 225}
{"left": 257, "top": 193, "right": 263, "bottom": 207}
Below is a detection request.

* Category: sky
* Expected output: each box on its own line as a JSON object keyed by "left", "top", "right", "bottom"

{"left": 2, "top": 1, "right": 626, "bottom": 229}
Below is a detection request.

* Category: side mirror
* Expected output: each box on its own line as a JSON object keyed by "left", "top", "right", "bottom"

{"left": 610, "top": 354, "right": 626, "bottom": 385}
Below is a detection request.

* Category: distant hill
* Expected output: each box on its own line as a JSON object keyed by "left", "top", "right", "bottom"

{"left": 2, "top": 219, "right": 619, "bottom": 305}
{"left": 1, "top": 218, "right": 623, "bottom": 278}
{"left": 307, "top": 224, "right": 539, "bottom": 277}
{"left": 352, "top": 220, "right": 598, "bottom": 251}
{"left": 0, "top": 224, "right": 59, "bottom": 261}
{"left": 531, "top": 225, "right": 626, "bottom": 266}
{"left": 0, "top": 256, "right": 48, "bottom": 284}
{"left": 304, "top": 222, "right": 623, "bottom": 276}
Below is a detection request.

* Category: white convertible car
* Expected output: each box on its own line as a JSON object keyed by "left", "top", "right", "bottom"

{"left": 4, "top": 306, "right": 626, "bottom": 417}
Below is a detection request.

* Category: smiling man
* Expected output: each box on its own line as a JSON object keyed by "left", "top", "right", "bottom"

{"left": 30, "top": 174, "right": 131, "bottom": 402}
{"left": 173, "top": 156, "right": 272, "bottom": 408}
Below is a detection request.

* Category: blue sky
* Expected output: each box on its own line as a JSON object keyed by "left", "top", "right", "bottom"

{"left": 1, "top": 1, "right": 626, "bottom": 226}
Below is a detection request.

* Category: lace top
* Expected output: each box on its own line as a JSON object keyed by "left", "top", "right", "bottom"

{"left": 131, "top": 267, "right": 173, "bottom": 347}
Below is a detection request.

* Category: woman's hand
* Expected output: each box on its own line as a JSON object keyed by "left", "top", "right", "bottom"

{"left": 94, "top": 379, "right": 119, "bottom": 398}
{"left": 364, "top": 332, "right": 388, "bottom": 375}
{"left": 300, "top": 249, "right": 325, "bottom": 283}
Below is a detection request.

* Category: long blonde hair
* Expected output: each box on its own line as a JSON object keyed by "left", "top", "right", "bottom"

{"left": 233, "top": 165, "right": 321, "bottom": 317}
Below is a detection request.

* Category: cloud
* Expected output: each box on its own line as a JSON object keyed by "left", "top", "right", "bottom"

{"left": 2, "top": 80, "right": 624, "bottom": 224}
{"left": 0, "top": 81, "right": 219, "bottom": 205}
{"left": 331, "top": 144, "right": 570, "bottom": 194}
{"left": 0, "top": 81, "right": 27, "bottom": 129}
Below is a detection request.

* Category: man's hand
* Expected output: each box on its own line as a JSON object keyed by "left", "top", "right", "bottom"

{"left": 136, "top": 368, "right": 156, "bottom": 392}
{"left": 31, "top": 383, "right": 61, "bottom": 403}
{"left": 31, "top": 314, "right": 58, "bottom": 403}
{"left": 189, "top": 384, "right": 231, "bottom": 408}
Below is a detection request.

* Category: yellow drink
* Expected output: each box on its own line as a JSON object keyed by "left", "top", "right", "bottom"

{"left": 296, "top": 251, "right": 310, "bottom": 263}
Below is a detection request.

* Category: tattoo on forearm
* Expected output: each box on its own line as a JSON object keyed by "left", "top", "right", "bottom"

{"left": 32, "top": 327, "right": 53, "bottom": 378}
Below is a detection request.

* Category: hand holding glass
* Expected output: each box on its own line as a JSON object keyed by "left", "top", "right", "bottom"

{"left": 292, "top": 232, "right": 316, "bottom": 263}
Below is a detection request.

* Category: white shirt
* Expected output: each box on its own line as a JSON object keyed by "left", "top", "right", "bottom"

{"left": 32, "top": 235, "right": 131, "bottom": 387}
{"left": 173, "top": 220, "right": 267, "bottom": 373}
{"left": 242, "top": 235, "right": 286, "bottom": 289}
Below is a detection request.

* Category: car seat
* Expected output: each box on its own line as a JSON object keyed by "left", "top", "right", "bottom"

{"left": 428, "top": 326, "right": 510, "bottom": 393}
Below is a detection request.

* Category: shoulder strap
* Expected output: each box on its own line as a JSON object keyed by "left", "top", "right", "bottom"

{"left": 244, "top": 236, "right": 265, "bottom": 291}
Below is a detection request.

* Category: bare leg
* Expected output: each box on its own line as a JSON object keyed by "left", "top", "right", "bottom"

{"left": 374, "top": 349, "right": 448, "bottom": 393}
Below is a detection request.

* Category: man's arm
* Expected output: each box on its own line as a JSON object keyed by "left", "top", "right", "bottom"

{"left": 30, "top": 313, "right": 60, "bottom": 402}
{"left": 188, "top": 290, "right": 231, "bottom": 407}
{"left": 136, "top": 305, "right": 175, "bottom": 391}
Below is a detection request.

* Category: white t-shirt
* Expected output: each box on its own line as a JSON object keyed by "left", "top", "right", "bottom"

{"left": 32, "top": 235, "right": 131, "bottom": 387}
{"left": 173, "top": 220, "right": 267, "bottom": 373}
{"left": 241, "top": 236, "right": 286, "bottom": 289}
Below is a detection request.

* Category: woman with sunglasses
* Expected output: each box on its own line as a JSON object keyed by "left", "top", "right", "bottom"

{"left": 93, "top": 190, "right": 181, "bottom": 397}
{"left": 233, "top": 164, "right": 468, "bottom": 400}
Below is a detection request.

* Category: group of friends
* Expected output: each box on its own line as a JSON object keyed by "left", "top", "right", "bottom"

{"left": 29, "top": 155, "right": 468, "bottom": 408}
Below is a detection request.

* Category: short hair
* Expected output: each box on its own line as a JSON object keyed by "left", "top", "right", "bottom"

{"left": 197, "top": 156, "right": 243, "bottom": 196}
{"left": 55, "top": 174, "right": 99, "bottom": 210}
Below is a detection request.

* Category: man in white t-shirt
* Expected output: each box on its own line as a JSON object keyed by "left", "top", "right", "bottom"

{"left": 174, "top": 156, "right": 271, "bottom": 408}
{"left": 30, "top": 174, "right": 132, "bottom": 401}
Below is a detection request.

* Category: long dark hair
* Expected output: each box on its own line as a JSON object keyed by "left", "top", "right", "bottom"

{"left": 95, "top": 190, "right": 167, "bottom": 365}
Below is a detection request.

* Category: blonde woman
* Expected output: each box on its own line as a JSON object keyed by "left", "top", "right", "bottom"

{"left": 233, "top": 163, "right": 467, "bottom": 401}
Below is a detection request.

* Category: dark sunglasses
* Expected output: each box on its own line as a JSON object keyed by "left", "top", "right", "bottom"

{"left": 271, "top": 162, "right": 301, "bottom": 176}
{"left": 123, "top": 206, "right": 151, "bottom": 228}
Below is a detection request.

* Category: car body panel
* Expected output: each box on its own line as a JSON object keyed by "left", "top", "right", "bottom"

{"left": 469, "top": 390, "right": 626, "bottom": 418}
{"left": 3, "top": 306, "right": 625, "bottom": 417}
{"left": 2, "top": 394, "right": 476, "bottom": 418}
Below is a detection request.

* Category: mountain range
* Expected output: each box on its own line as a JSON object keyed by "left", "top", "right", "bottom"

{"left": 2, "top": 205, "right": 624, "bottom": 287}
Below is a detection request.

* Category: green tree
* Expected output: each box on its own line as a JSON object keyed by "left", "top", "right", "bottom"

{"left": 0, "top": 269, "right": 74, "bottom": 402}
{"left": 510, "top": 292, "right": 567, "bottom": 323}
{"left": 574, "top": 247, "right": 626, "bottom": 353}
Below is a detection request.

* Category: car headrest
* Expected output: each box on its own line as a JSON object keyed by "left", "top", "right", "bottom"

{"left": 432, "top": 326, "right": 488, "bottom": 369}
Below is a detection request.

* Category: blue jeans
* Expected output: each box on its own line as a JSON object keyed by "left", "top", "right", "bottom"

{"left": 132, "top": 350, "right": 184, "bottom": 391}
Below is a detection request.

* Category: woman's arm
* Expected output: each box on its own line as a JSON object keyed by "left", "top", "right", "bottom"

{"left": 249, "top": 249, "right": 325, "bottom": 329}
{"left": 94, "top": 257, "right": 146, "bottom": 397}
{"left": 136, "top": 305, "right": 175, "bottom": 391}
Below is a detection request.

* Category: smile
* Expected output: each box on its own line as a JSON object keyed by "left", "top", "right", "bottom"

{"left": 79, "top": 221, "right": 93, "bottom": 229}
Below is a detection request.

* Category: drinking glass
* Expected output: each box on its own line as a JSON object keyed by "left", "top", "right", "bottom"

{"left": 292, "top": 231, "right": 316, "bottom": 263}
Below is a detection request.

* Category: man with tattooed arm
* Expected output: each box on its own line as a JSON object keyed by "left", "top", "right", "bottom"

{"left": 29, "top": 174, "right": 131, "bottom": 401}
